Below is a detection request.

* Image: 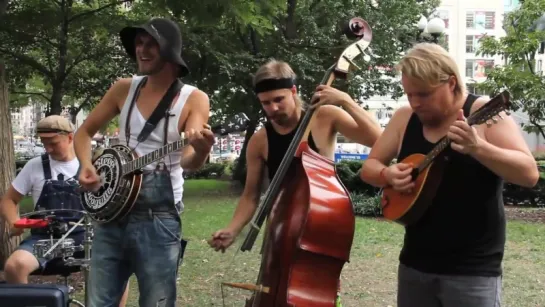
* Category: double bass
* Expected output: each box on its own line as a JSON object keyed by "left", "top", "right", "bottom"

{"left": 223, "top": 17, "right": 373, "bottom": 306}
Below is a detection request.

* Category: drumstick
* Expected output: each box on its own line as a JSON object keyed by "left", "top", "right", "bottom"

{"left": 42, "top": 216, "right": 84, "bottom": 258}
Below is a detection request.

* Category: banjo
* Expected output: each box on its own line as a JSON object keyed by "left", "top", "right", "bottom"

{"left": 81, "top": 112, "right": 250, "bottom": 223}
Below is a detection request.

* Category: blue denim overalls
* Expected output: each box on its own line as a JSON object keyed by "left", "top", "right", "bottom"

{"left": 89, "top": 78, "right": 184, "bottom": 307}
{"left": 16, "top": 154, "right": 84, "bottom": 270}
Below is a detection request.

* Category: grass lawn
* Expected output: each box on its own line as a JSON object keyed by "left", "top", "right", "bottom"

{"left": 10, "top": 179, "right": 545, "bottom": 306}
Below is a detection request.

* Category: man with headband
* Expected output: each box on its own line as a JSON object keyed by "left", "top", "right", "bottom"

{"left": 207, "top": 59, "right": 381, "bottom": 304}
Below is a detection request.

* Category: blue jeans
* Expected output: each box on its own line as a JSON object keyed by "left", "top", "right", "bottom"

{"left": 88, "top": 211, "right": 182, "bottom": 307}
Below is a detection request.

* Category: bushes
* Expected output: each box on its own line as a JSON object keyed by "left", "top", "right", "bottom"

{"left": 533, "top": 152, "right": 545, "bottom": 161}
{"left": 335, "top": 160, "right": 383, "bottom": 217}
{"left": 184, "top": 162, "right": 227, "bottom": 179}
{"left": 351, "top": 193, "right": 383, "bottom": 217}
{"left": 335, "top": 160, "right": 379, "bottom": 196}
{"left": 183, "top": 158, "right": 545, "bottom": 211}
{"left": 503, "top": 165, "right": 545, "bottom": 207}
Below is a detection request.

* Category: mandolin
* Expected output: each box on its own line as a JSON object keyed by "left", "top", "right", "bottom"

{"left": 381, "top": 90, "right": 511, "bottom": 226}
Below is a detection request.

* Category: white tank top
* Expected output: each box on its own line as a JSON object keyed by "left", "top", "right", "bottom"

{"left": 119, "top": 75, "right": 196, "bottom": 205}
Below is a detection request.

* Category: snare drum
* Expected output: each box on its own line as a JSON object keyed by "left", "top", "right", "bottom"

{"left": 33, "top": 238, "right": 78, "bottom": 260}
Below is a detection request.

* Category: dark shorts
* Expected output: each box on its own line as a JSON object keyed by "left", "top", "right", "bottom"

{"left": 16, "top": 233, "right": 84, "bottom": 270}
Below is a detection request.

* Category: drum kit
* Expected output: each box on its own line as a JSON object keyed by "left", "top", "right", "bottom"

{"left": 1, "top": 208, "right": 95, "bottom": 307}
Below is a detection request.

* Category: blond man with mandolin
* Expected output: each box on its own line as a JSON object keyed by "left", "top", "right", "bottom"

{"left": 360, "top": 43, "right": 539, "bottom": 307}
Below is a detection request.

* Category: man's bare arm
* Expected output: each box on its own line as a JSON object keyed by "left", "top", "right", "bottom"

{"left": 74, "top": 78, "right": 131, "bottom": 167}
{"left": 226, "top": 131, "right": 266, "bottom": 236}
{"left": 180, "top": 90, "right": 212, "bottom": 171}
{"left": 0, "top": 186, "right": 24, "bottom": 226}
{"left": 360, "top": 106, "right": 412, "bottom": 187}
{"left": 320, "top": 102, "right": 382, "bottom": 147}
{"left": 471, "top": 101, "right": 539, "bottom": 187}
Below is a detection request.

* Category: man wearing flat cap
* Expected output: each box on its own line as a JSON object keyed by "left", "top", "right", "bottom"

{"left": 0, "top": 115, "right": 128, "bottom": 306}
{"left": 74, "top": 17, "right": 215, "bottom": 307}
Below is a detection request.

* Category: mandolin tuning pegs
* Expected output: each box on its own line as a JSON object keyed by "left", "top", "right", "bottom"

{"left": 492, "top": 117, "right": 498, "bottom": 124}
{"left": 505, "top": 111, "right": 511, "bottom": 116}
{"left": 486, "top": 120, "right": 492, "bottom": 127}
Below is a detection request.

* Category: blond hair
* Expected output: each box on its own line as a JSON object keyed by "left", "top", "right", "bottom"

{"left": 253, "top": 59, "right": 304, "bottom": 108}
{"left": 395, "top": 43, "right": 464, "bottom": 96}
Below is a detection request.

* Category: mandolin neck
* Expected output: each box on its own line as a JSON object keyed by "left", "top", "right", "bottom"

{"left": 416, "top": 136, "right": 451, "bottom": 172}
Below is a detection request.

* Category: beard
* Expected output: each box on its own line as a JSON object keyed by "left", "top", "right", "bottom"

{"left": 138, "top": 60, "right": 166, "bottom": 75}
{"left": 415, "top": 106, "right": 457, "bottom": 128}
{"left": 416, "top": 113, "right": 444, "bottom": 128}
{"left": 269, "top": 113, "right": 291, "bottom": 126}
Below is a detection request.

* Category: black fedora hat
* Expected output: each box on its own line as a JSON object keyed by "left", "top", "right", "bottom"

{"left": 119, "top": 17, "right": 189, "bottom": 77}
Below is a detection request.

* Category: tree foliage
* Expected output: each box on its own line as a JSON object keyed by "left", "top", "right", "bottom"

{"left": 1, "top": 0, "right": 135, "bottom": 115}
{"left": 166, "top": 0, "right": 438, "bottom": 181}
{"left": 477, "top": 0, "right": 545, "bottom": 139}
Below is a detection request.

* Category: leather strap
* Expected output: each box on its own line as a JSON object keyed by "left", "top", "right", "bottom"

{"left": 125, "top": 77, "right": 183, "bottom": 146}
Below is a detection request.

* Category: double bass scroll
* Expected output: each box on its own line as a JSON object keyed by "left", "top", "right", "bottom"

{"left": 222, "top": 17, "right": 374, "bottom": 307}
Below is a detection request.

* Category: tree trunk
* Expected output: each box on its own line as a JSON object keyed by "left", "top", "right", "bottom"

{"left": 232, "top": 119, "right": 258, "bottom": 185}
{"left": 0, "top": 0, "right": 8, "bottom": 15}
{"left": 0, "top": 61, "right": 19, "bottom": 270}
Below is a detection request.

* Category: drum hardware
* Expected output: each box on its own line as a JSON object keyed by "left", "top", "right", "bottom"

{"left": 15, "top": 209, "right": 94, "bottom": 307}
{"left": 41, "top": 217, "right": 83, "bottom": 259}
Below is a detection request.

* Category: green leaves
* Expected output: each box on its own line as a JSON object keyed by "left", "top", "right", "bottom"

{"left": 477, "top": 0, "right": 545, "bottom": 138}
{"left": 1, "top": 0, "right": 135, "bottom": 114}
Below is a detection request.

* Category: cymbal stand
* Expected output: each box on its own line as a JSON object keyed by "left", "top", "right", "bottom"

{"left": 64, "top": 213, "right": 93, "bottom": 307}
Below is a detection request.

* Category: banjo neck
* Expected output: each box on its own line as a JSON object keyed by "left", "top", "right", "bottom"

{"left": 81, "top": 112, "right": 250, "bottom": 224}
{"left": 122, "top": 137, "right": 189, "bottom": 175}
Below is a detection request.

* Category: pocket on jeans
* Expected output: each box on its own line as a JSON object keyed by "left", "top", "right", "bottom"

{"left": 154, "top": 215, "right": 181, "bottom": 242}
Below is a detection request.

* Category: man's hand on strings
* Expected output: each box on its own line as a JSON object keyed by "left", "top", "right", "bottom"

{"left": 186, "top": 124, "right": 215, "bottom": 155}
{"left": 208, "top": 228, "right": 236, "bottom": 253}
{"left": 448, "top": 109, "right": 482, "bottom": 155}
{"left": 79, "top": 163, "right": 101, "bottom": 192}
{"left": 310, "top": 85, "right": 353, "bottom": 109}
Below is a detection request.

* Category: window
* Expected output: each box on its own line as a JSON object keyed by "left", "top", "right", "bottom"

{"left": 537, "top": 60, "right": 543, "bottom": 73}
{"left": 466, "top": 83, "right": 490, "bottom": 96}
{"left": 466, "top": 12, "right": 474, "bottom": 28}
{"left": 466, "top": 35, "right": 475, "bottom": 53}
{"left": 466, "top": 11, "right": 496, "bottom": 30}
{"left": 466, "top": 35, "right": 495, "bottom": 53}
{"left": 466, "top": 60, "right": 495, "bottom": 78}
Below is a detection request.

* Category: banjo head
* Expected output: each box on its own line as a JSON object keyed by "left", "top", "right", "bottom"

{"left": 81, "top": 147, "right": 125, "bottom": 213}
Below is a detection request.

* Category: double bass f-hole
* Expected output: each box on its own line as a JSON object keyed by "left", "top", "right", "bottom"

{"left": 221, "top": 17, "right": 374, "bottom": 307}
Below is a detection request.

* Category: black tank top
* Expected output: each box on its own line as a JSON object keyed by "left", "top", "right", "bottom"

{"left": 397, "top": 94, "right": 506, "bottom": 277}
{"left": 265, "top": 115, "right": 319, "bottom": 181}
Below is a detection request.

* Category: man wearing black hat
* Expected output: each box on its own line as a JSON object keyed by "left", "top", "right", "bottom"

{"left": 74, "top": 17, "right": 215, "bottom": 307}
